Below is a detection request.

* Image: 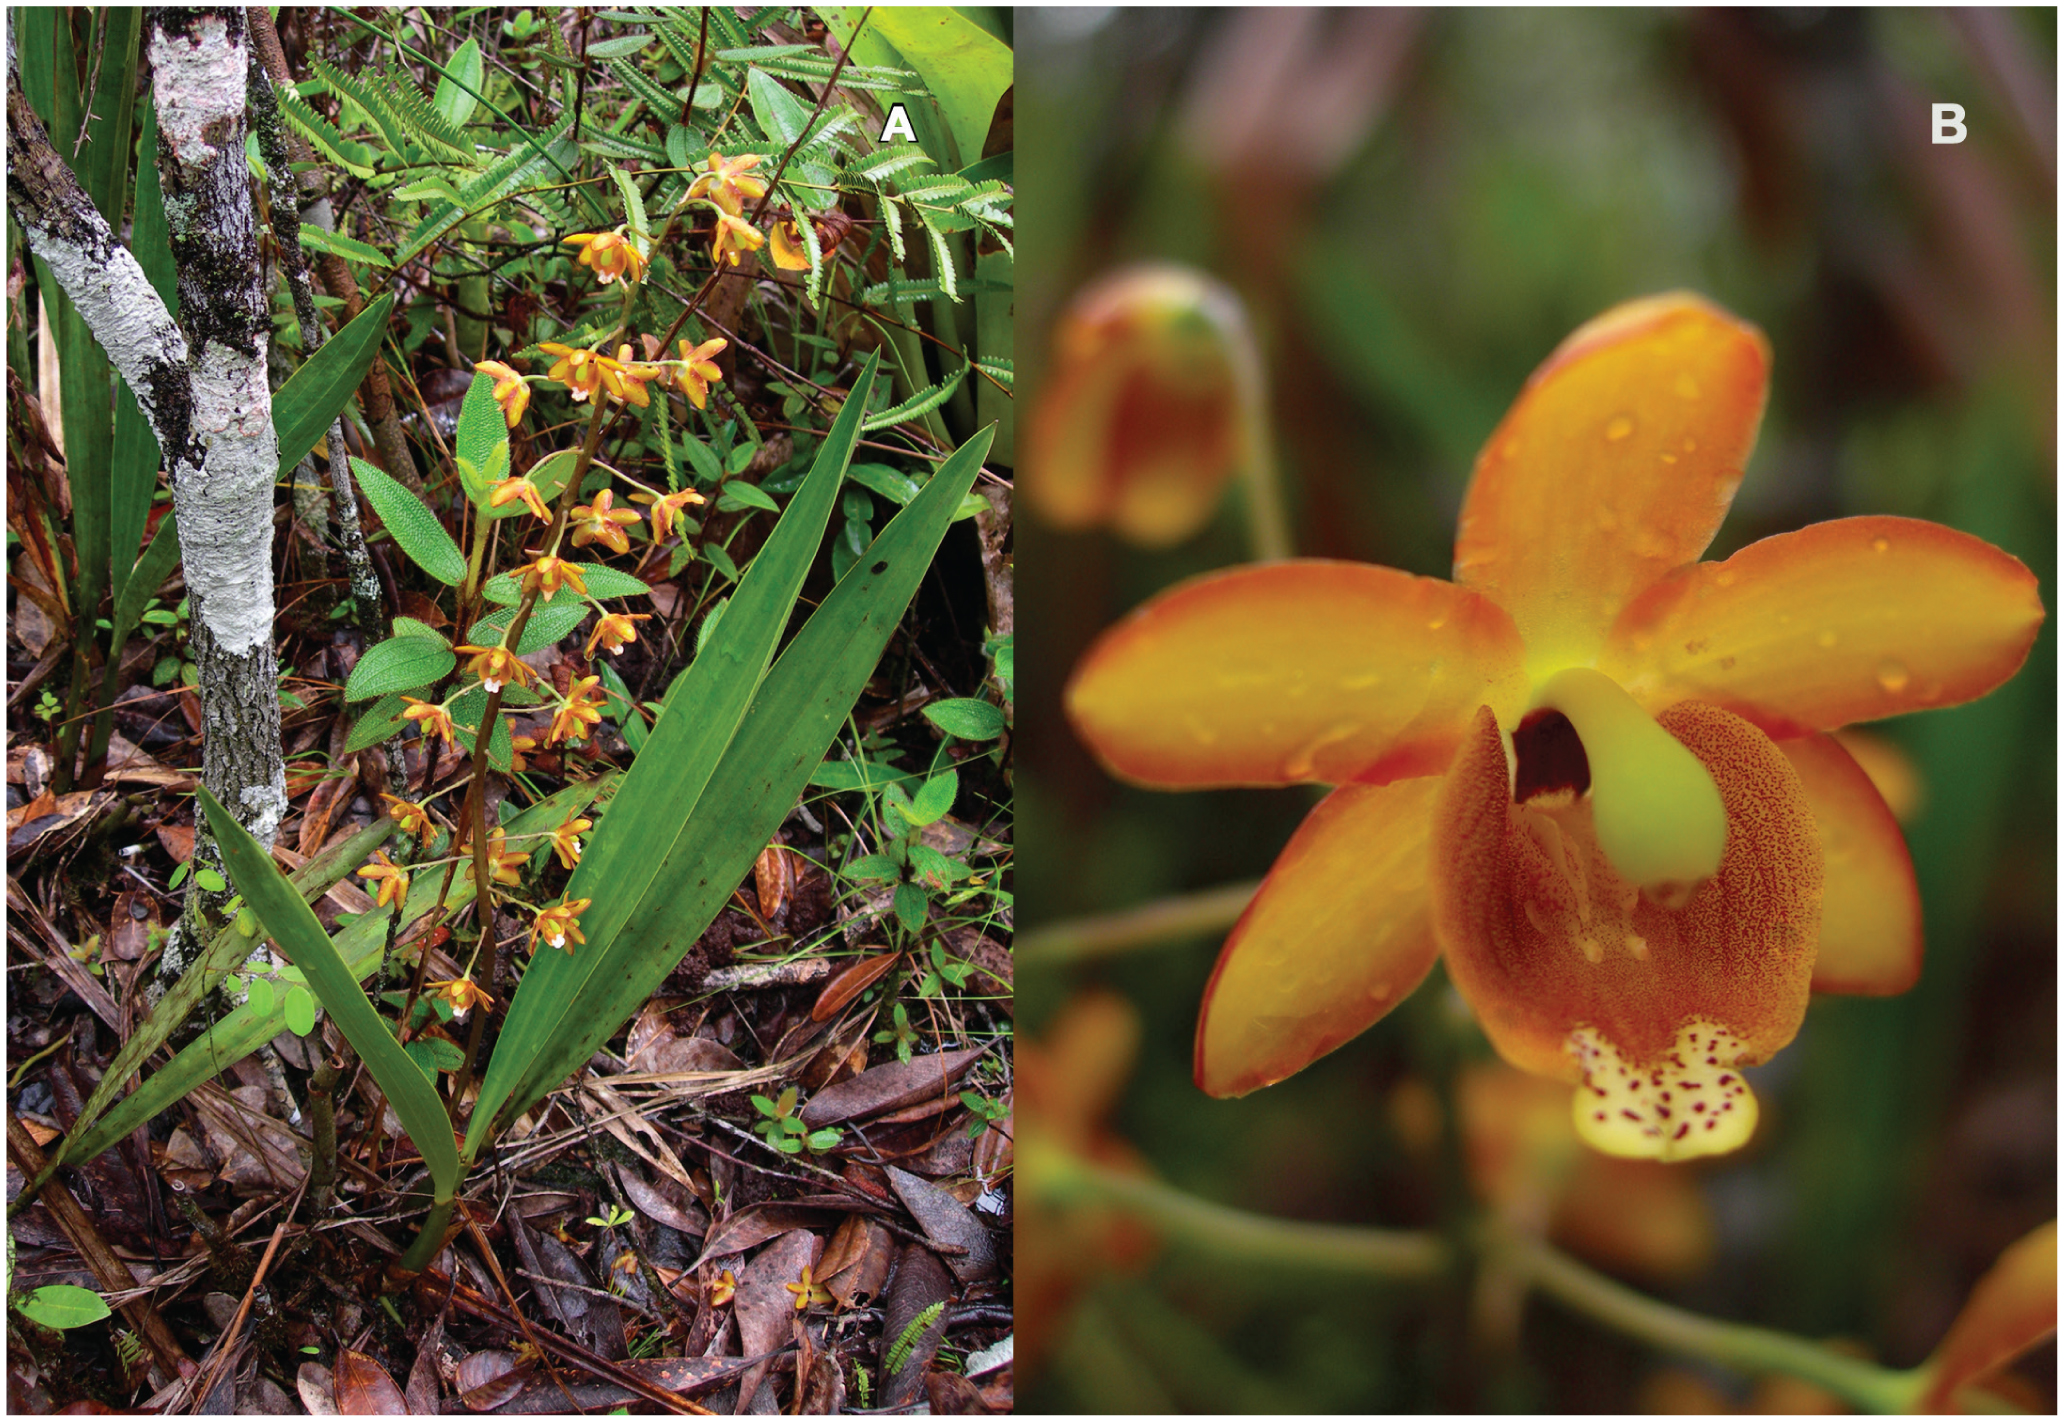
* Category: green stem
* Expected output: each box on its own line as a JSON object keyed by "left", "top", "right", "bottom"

{"left": 1016, "top": 879, "right": 1260, "bottom": 970}
{"left": 1055, "top": 1147, "right": 1931, "bottom": 1413}
{"left": 1482, "top": 1220, "right": 1926, "bottom": 1414}
{"left": 394, "top": 1194, "right": 455, "bottom": 1274}
{"left": 1236, "top": 354, "right": 1292, "bottom": 561}
{"left": 1059, "top": 1155, "right": 1448, "bottom": 1280}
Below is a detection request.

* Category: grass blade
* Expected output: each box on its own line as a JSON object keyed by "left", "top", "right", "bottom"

{"left": 273, "top": 294, "right": 396, "bottom": 481}
{"left": 34, "top": 817, "right": 394, "bottom": 1192}
{"left": 195, "top": 788, "right": 459, "bottom": 1203}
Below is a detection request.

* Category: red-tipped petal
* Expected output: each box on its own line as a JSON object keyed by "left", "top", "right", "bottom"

{"left": 1779, "top": 733, "right": 1923, "bottom": 996}
{"left": 1918, "top": 1220, "right": 2057, "bottom": 1412}
{"left": 1603, "top": 516, "right": 2044, "bottom": 735}
{"left": 1453, "top": 293, "right": 1770, "bottom": 670}
{"left": 1432, "top": 702, "right": 1821, "bottom": 1159}
{"left": 1067, "top": 561, "right": 1528, "bottom": 790}
{"left": 1195, "top": 777, "right": 1444, "bottom": 1097}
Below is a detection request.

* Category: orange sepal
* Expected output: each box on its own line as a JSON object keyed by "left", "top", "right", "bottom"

{"left": 1603, "top": 516, "right": 2044, "bottom": 736}
{"left": 1431, "top": 701, "right": 1821, "bottom": 1082}
{"left": 1066, "top": 561, "right": 1528, "bottom": 791}
{"left": 1195, "top": 777, "right": 1444, "bottom": 1097}
{"left": 1778, "top": 733, "right": 1922, "bottom": 996}
{"left": 1917, "top": 1219, "right": 2057, "bottom": 1412}
{"left": 1453, "top": 293, "right": 1770, "bottom": 671}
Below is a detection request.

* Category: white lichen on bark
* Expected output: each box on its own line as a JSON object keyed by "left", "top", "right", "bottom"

{"left": 181, "top": 343, "right": 283, "bottom": 654}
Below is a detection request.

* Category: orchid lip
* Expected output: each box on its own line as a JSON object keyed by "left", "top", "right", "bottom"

{"left": 1524, "top": 667, "right": 1726, "bottom": 896}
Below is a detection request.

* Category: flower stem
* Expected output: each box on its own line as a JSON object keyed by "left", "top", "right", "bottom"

{"left": 1053, "top": 1145, "right": 1928, "bottom": 1413}
{"left": 1236, "top": 357, "right": 1292, "bottom": 561}
{"left": 1481, "top": 1219, "right": 1926, "bottom": 1413}
{"left": 1056, "top": 1153, "right": 1448, "bottom": 1280}
{"left": 1016, "top": 879, "right": 1260, "bottom": 970}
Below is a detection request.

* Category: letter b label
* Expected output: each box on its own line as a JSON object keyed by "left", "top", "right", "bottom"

{"left": 1933, "top": 104, "right": 1967, "bottom": 144}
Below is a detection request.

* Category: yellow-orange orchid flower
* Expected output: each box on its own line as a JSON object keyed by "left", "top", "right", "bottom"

{"left": 635, "top": 485, "right": 707, "bottom": 541}
{"left": 1026, "top": 264, "right": 1262, "bottom": 548}
{"left": 687, "top": 151, "right": 769, "bottom": 213}
{"left": 507, "top": 722, "right": 539, "bottom": 774}
{"left": 427, "top": 974, "right": 494, "bottom": 1018}
{"left": 564, "top": 228, "right": 646, "bottom": 285}
{"left": 547, "top": 813, "right": 592, "bottom": 871}
{"left": 379, "top": 793, "right": 437, "bottom": 847}
{"left": 707, "top": 1269, "right": 738, "bottom": 1306}
{"left": 586, "top": 611, "right": 650, "bottom": 659}
{"left": 1066, "top": 293, "right": 2043, "bottom": 1162}
{"left": 454, "top": 642, "right": 538, "bottom": 694}
{"left": 474, "top": 359, "right": 530, "bottom": 427}
{"left": 547, "top": 676, "right": 607, "bottom": 746}
{"left": 769, "top": 218, "right": 811, "bottom": 271}
{"left": 568, "top": 488, "right": 641, "bottom": 554}
{"left": 711, "top": 210, "right": 765, "bottom": 267}
{"left": 597, "top": 345, "right": 661, "bottom": 408}
{"left": 489, "top": 475, "right": 552, "bottom": 524}
{"left": 674, "top": 336, "right": 727, "bottom": 410}
{"left": 516, "top": 554, "right": 588, "bottom": 601}
{"left": 457, "top": 824, "right": 529, "bottom": 887}
{"left": 356, "top": 851, "right": 410, "bottom": 910}
{"left": 531, "top": 896, "right": 592, "bottom": 955}
{"left": 541, "top": 343, "right": 604, "bottom": 404}
{"left": 785, "top": 1264, "right": 835, "bottom": 1311}
{"left": 400, "top": 697, "right": 458, "bottom": 747}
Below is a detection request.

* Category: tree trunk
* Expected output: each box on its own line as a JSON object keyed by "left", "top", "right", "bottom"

{"left": 7, "top": 9, "right": 286, "bottom": 990}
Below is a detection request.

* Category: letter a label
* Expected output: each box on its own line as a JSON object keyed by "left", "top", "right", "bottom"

{"left": 879, "top": 104, "right": 917, "bottom": 144}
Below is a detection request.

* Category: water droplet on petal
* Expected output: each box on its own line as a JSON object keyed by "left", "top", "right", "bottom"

{"left": 1681, "top": 436, "right": 1698, "bottom": 453}
{"left": 1501, "top": 436, "right": 1523, "bottom": 461}
{"left": 1817, "top": 630, "right": 1837, "bottom": 648}
{"left": 1877, "top": 660, "right": 1910, "bottom": 694}
{"left": 1605, "top": 415, "right": 1635, "bottom": 442}
{"left": 1713, "top": 569, "right": 1738, "bottom": 588}
{"left": 1871, "top": 535, "right": 1891, "bottom": 554}
{"left": 1674, "top": 371, "right": 1701, "bottom": 399}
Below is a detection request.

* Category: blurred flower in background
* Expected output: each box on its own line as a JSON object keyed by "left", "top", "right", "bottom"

{"left": 1017, "top": 6, "right": 2053, "bottom": 1412}
{"left": 1025, "top": 265, "right": 1265, "bottom": 547}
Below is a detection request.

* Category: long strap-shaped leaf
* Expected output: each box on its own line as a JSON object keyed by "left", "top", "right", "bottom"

{"left": 273, "top": 293, "right": 396, "bottom": 482}
{"left": 463, "top": 354, "right": 884, "bottom": 1159}
{"left": 36, "top": 816, "right": 394, "bottom": 1191}
{"left": 61, "top": 783, "right": 601, "bottom": 1174}
{"left": 479, "top": 425, "right": 995, "bottom": 1144}
{"left": 196, "top": 788, "right": 459, "bottom": 1204}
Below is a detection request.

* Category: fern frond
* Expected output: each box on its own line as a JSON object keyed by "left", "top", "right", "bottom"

{"left": 278, "top": 86, "right": 375, "bottom": 178}
{"left": 885, "top": 1302, "right": 946, "bottom": 1375}
{"left": 374, "top": 66, "right": 477, "bottom": 165}
{"left": 864, "top": 361, "right": 967, "bottom": 432}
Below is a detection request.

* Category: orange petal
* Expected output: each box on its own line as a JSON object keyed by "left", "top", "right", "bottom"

{"left": 1453, "top": 293, "right": 1771, "bottom": 672}
{"left": 1778, "top": 734, "right": 1922, "bottom": 996}
{"left": 1195, "top": 777, "right": 1443, "bottom": 1097}
{"left": 1067, "top": 561, "right": 1528, "bottom": 789}
{"left": 1431, "top": 702, "right": 1820, "bottom": 1158}
{"left": 1603, "top": 516, "right": 2044, "bottom": 735}
{"left": 1918, "top": 1219, "right": 2057, "bottom": 1412}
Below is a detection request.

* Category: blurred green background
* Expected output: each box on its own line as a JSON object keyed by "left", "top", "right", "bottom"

{"left": 1015, "top": 8, "right": 2055, "bottom": 1412}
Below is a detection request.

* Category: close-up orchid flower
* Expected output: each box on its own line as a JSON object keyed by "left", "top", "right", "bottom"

{"left": 1066, "top": 292, "right": 2043, "bottom": 1161}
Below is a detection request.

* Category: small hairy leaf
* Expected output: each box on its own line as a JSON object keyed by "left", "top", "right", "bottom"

{"left": 351, "top": 457, "right": 466, "bottom": 585}
{"left": 922, "top": 698, "right": 1006, "bottom": 741}
{"left": 344, "top": 634, "right": 455, "bottom": 701}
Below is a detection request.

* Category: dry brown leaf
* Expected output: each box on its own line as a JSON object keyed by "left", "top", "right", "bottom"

{"left": 617, "top": 1166, "right": 710, "bottom": 1238}
{"left": 332, "top": 1348, "right": 407, "bottom": 1414}
{"left": 810, "top": 949, "right": 900, "bottom": 1022}
{"left": 693, "top": 1203, "right": 839, "bottom": 1270}
{"left": 731, "top": 1229, "right": 819, "bottom": 1415}
{"left": 799, "top": 1045, "right": 987, "bottom": 1127}
{"left": 296, "top": 1362, "right": 336, "bottom": 1416}
{"left": 820, "top": 1215, "right": 895, "bottom": 1309}
{"left": 887, "top": 1165, "right": 998, "bottom": 1282}
{"left": 452, "top": 1350, "right": 531, "bottom": 1412}
{"left": 882, "top": 1244, "right": 955, "bottom": 1410}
